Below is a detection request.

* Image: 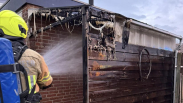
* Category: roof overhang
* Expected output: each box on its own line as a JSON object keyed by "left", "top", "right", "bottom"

{"left": 0, "top": 0, "right": 26, "bottom": 12}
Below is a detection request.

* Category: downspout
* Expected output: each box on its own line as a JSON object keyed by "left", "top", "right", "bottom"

{"left": 173, "top": 38, "right": 182, "bottom": 103}
{"left": 173, "top": 50, "right": 178, "bottom": 103}
{"left": 175, "top": 38, "right": 182, "bottom": 51}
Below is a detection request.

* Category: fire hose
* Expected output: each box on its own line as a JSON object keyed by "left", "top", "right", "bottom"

{"left": 139, "top": 48, "right": 152, "bottom": 81}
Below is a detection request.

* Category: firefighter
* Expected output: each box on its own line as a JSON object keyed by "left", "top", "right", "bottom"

{"left": 0, "top": 10, "right": 53, "bottom": 102}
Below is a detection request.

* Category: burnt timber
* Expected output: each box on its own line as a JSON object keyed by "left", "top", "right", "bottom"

{"left": 88, "top": 43, "right": 175, "bottom": 103}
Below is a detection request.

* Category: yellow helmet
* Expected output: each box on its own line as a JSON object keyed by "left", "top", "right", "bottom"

{"left": 0, "top": 10, "right": 28, "bottom": 39}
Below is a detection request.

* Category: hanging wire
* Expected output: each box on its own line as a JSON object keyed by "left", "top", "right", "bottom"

{"left": 55, "top": 9, "right": 65, "bottom": 30}
{"left": 89, "top": 22, "right": 107, "bottom": 37}
{"left": 65, "top": 22, "right": 75, "bottom": 34}
{"left": 64, "top": 12, "right": 76, "bottom": 34}
{"left": 59, "top": 18, "right": 65, "bottom": 30}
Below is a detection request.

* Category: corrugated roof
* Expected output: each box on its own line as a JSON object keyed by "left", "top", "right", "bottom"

{"left": 131, "top": 19, "right": 182, "bottom": 39}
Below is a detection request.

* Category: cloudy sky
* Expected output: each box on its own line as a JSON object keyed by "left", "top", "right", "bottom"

{"left": 0, "top": 0, "right": 5, "bottom": 6}
{"left": 0, "top": 0, "right": 183, "bottom": 36}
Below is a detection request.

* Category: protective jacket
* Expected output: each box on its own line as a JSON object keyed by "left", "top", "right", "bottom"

{"left": 13, "top": 41, "right": 53, "bottom": 102}
{"left": 19, "top": 48, "right": 53, "bottom": 93}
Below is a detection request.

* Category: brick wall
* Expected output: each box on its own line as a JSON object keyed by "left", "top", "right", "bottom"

{"left": 20, "top": 4, "right": 83, "bottom": 103}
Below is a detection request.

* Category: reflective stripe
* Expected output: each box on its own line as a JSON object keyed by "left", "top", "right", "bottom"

{"left": 38, "top": 72, "right": 51, "bottom": 82}
{"left": 33, "top": 75, "right": 37, "bottom": 93}
{"left": 30, "top": 76, "right": 34, "bottom": 88}
{"left": 42, "top": 75, "right": 51, "bottom": 82}
{"left": 28, "top": 76, "right": 31, "bottom": 93}
{"left": 33, "top": 75, "right": 36, "bottom": 85}
{"left": 28, "top": 75, "right": 37, "bottom": 93}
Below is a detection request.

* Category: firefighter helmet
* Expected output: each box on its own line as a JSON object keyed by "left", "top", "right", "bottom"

{"left": 0, "top": 10, "right": 28, "bottom": 39}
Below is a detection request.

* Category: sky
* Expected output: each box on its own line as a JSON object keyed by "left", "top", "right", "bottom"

{"left": 0, "top": 0, "right": 5, "bottom": 6}
{"left": 0, "top": 0, "right": 183, "bottom": 36}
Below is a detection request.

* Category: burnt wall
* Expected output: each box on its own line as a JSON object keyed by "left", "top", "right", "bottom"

{"left": 21, "top": 4, "right": 83, "bottom": 103}
{"left": 29, "top": 16, "right": 83, "bottom": 103}
{"left": 88, "top": 41, "right": 175, "bottom": 103}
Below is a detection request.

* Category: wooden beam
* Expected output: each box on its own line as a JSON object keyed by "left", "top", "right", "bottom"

{"left": 89, "top": 0, "right": 94, "bottom": 5}
{"left": 82, "top": 6, "right": 89, "bottom": 103}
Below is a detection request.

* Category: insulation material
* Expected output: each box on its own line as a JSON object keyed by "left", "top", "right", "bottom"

{"left": 28, "top": 9, "right": 39, "bottom": 19}
{"left": 129, "top": 24, "right": 176, "bottom": 51}
{"left": 114, "top": 16, "right": 126, "bottom": 43}
{"left": 95, "top": 21, "right": 114, "bottom": 28}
